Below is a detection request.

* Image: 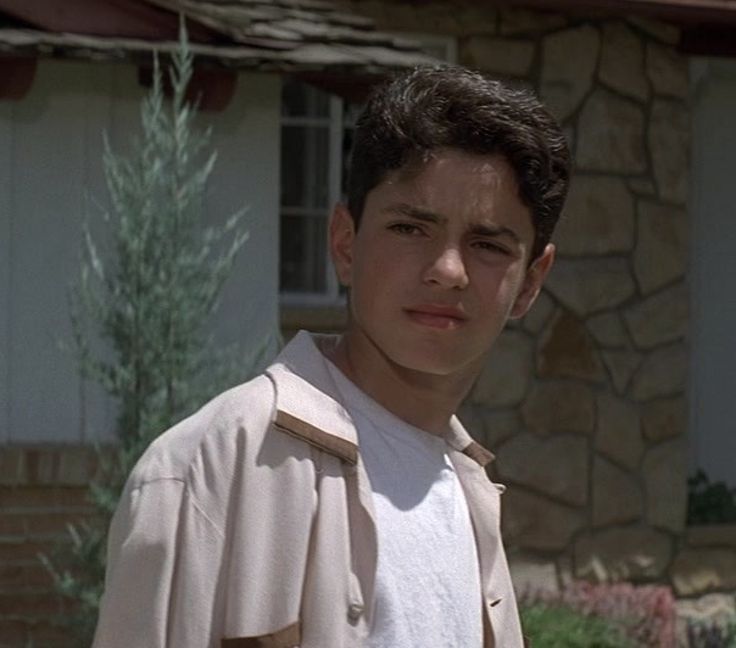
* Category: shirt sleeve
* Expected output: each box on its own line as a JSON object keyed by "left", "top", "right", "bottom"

{"left": 92, "top": 478, "right": 186, "bottom": 648}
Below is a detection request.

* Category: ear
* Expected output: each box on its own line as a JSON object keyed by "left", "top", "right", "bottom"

{"left": 510, "top": 243, "right": 555, "bottom": 319}
{"left": 329, "top": 203, "right": 356, "bottom": 287}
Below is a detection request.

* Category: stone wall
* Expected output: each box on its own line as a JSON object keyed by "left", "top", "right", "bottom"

{"left": 673, "top": 525, "right": 736, "bottom": 597}
{"left": 338, "top": 0, "right": 693, "bottom": 592}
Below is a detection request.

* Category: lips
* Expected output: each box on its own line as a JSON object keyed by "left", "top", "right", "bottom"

{"left": 404, "top": 304, "right": 468, "bottom": 329}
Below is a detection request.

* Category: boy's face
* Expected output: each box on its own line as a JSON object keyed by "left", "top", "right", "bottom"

{"left": 330, "top": 148, "right": 554, "bottom": 380}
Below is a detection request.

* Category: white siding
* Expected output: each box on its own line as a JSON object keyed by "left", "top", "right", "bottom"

{"left": 0, "top": 99, "right": 11, "bottom": 445}
{"left": 1, "top": 60, "right": 281, "bottom": 444}
{"left": 11, "top": 61, "right": 92, "bottom": 443}
{"left": 206, "top": 74, "right": 282, "bottom": 357}
{"left": 689, "top": 58, "right": 736, "bottom": 487}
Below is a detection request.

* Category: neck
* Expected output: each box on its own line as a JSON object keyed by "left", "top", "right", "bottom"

{"left": 327, "top": 330, "right": 480, "bottom": 436}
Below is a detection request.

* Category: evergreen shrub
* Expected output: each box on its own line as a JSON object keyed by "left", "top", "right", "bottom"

{"left": 41, "top": 23, "right": 272, "bottom": 645}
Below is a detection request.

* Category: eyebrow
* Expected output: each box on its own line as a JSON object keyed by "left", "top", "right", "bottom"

{"left": 384, "top": 203, "right": 522, "bottom": 244}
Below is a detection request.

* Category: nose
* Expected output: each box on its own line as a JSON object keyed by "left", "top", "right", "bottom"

{"left": 423, "top": 246, "right": 469, "bottom": 290}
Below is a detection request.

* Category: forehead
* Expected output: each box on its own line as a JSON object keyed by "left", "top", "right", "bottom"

{"left": 368, "top": 149, "right": 532, "bottom": 231}
{"left": 380, "top": 149, "right": 520, "bottom": 200}
{"left": 399, "top": 148, "right": 514, "bottom": 181}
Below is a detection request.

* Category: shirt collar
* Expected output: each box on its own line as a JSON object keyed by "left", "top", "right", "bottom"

{"left": 265, "top": 330, "right": 494, "bottom": 467}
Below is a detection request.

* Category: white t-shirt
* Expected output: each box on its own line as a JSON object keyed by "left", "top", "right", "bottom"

{"left": 327, "top": 362, "right": 483, "bottom": 648}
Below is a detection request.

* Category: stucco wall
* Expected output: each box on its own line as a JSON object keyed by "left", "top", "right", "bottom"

{"left": 0, "top": 60, "right": 281, "bottom": 444}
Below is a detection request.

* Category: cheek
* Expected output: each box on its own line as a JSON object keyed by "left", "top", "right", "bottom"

{"left": 473, "top": 264, "right": 527, "bottom": 305}
{"left": 351, "top": 254, "right": 407, "bottom": 312}
{"left": 355, "top": 238, "right": 408, "bottom": 282}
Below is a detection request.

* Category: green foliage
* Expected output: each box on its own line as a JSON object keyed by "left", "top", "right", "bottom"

{"left": 520, "top": 603, "right": 635, "bottom": 648}
{"left": 74, "top": 30, "right": 249, "bottom": 443}
{"left": 688, "top": 469, "right": 736, "bottom": 525}
{"left": 43, "top": 22, "right": 272, "bottom": 646}
{"left": 39, "top": 520, "right": 108, "bottom": 642}
{"left": 520, "top": 580, "right": 676, "bottom": 646}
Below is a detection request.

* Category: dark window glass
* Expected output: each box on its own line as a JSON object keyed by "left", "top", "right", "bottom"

{"left": 281, "top": 80, "right": 330, "bottom": 118}
{"left": 279, "top": 213, "right": 327, "bottom": 293}
{"left": 280, "top": 125, "right": 329, "bottom": 209}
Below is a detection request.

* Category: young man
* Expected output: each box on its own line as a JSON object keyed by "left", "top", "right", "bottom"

{"left": 92, "top": 65, "right": 570, "bottom": 648}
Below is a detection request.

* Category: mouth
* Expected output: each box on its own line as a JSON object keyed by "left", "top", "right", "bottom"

{"left": 404, "top": 305, "right": 468, "bottom": 330}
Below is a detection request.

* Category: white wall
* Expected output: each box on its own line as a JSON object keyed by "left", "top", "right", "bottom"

{"left": 0, "top": 96, "right": 10, "bottom": 445}
{"left": 0, "top": 59, "right": 281, "bottom": 444}
{"left": 689, "top": 58, "right": 736, "bottom": 487}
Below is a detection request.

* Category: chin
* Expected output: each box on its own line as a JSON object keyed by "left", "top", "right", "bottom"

{"left": 385, "top": 344, "right": 477, "bottom": 378}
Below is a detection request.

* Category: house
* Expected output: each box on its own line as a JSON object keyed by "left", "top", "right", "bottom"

{"left": 1, "top": 0, "right": 735, "bottom": 644}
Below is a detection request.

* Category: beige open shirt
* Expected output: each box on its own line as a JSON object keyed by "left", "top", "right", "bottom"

{"left": 92, "top": 332, "right": 524, "bottom": 648}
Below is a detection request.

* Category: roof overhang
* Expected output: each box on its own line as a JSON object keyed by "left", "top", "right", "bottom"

{"left": 0, "top": 28, "right": 432, "bottom": 74}
{"left": 0, "top": 0, "right": 435, "bottom": 76}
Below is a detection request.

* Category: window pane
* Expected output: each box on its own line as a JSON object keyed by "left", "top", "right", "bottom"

{"left": 280, "top": 126, "right": 329, "bottom": 209}
{"left": 340, "top": 101, "right": 363, "bottom": 198}
{"left": 280, "top": 213, "right": 328, "bottom": 293}
{"left": 344, "top": 101, "right": 363, "bottom": 128}
{"left": 341, "top": 123, "right": 355, "bottom": 198}
{"left": 282, "top": 80, "right": 330, "bottom": 118}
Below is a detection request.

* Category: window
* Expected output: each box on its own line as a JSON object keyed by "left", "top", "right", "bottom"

{"left": 279, "top": 82, "right": 357, "bottom": 302}
{"left": 279, "top": 35, "right": 456, "bottom": 304}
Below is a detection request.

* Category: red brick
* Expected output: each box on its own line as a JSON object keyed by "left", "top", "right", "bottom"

{"left": 0, "top": 447, "right": 27, "bottom": 487}
{"left": 0, "top": 618, "right": 29, "bottom": 646}
{"left": 0, "top": 511, "right": 96, "bottom": 539}
{"left": 0, "top": 618, "right": 77, "bottom": 648}
{"left": 0, "top": 560, "right": 55, "bottom": 589}
{"left": 57, "top": 447, "right": 101, "bottom": 486}
{"left": 29, "top": 512, "right": 93, "bottom": 536}
{"left": 28, "top": 621, "right": 78, "bottom": 648}
{"left": 0, "top": 486, "right": 56, "bottom": 509}
{"left": 0, "top": 486, "right": 93, "bottom": 512}
{"left": 24, "top": 449, "right": 59, "bottom": 485}
{"left": 0, "top": 514, "right": 26, "bottom": 537}
{"left": 0, "top": 590, "right": 66, "bottom": 617}
{"left": 0, "top": 444, "right": 109, "bottom": 489}
{"left": 0, "top": 538, "right": 71, "bottom": 562}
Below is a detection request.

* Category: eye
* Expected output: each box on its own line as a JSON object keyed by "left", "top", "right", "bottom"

{"left": 388, "top": 222, "right": 424, "bottom": 236}
{"left": 472, "top": 239, "right": 511, "bottom": 255}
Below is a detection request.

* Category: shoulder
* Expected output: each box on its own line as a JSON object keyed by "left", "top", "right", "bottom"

{"left": 127, "top": 373, "right": 277, "bottom": 489}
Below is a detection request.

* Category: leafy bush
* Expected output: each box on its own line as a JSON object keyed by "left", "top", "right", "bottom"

{"left": 521, "top": 603, "right": 633, "bottom": 647}
{"left": 522, "top": 580, "right": 677, "bottom": 647}
{"left": 688, "top": 469, "right": 736, "bottom": 525}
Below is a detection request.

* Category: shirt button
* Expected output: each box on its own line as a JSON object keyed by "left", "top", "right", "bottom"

{"left": 347, "top": 603, "right": 364, "bottom": 622}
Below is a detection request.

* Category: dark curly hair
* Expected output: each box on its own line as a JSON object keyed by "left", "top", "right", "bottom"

{"left": 346, "top": 65, "right": 571, "bottom": 260}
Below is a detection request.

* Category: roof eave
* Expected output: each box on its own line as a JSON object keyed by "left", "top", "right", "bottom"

{"left": 0, "top": 28, "right": 435, "bottom": 75}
